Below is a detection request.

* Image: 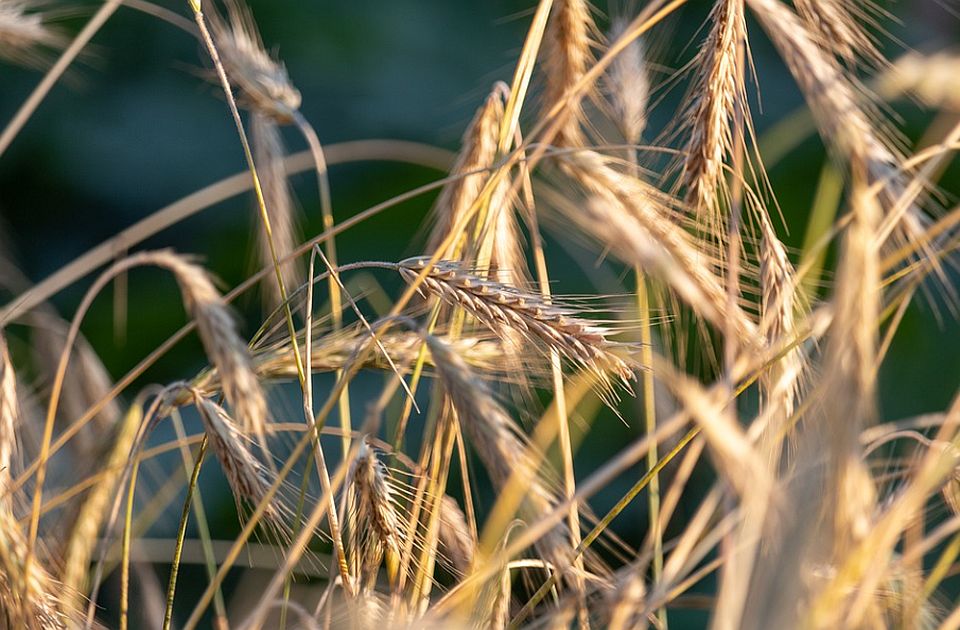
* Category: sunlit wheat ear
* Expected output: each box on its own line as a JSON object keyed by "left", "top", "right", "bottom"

{"left": 194, "top": 395, "right": 288, "bottom": 535}
{"left": 60, "top": 404, "right": 142, "bottom": 610}
{"left": 0, "top": 508, "right": 79, "bottom": 629}
{"left": 561, "top": 150, "right": 759, "bottom": 343}
{"left": 204, "top": 0, "right": 301, "bottom": 122}
{"left": 0, "top": 0, "right": 65, "bottom": 68}
{"left": 424, "top": 335, "right": 577, "bottom": 580}
{"left": 427, "top": 83, "right": 505, "bottom": 260}
{"left": 603, "top": 17, "right": 649, "bottom": 147}
{"left": 30, "top": 317, "right": 121, "bottom": 459}
{"left": 252, "top": 113, "right": 302, "bottom": 310}
{"left": 746, "top": 0, "right": 931, "bottom": 261}
{"left": 400, "top": 257, "right": 635, "bottom": 390}
{"left": 437, "top": 495, "right": 476, "bottom": 576}
{"left": 679, "top": 0, "right": 746, "bottom": 234}
{"left": 757, "top": 215, "right": 805, "bottom": 467}
{"left": 793, "top": 0, "right": 881, "bottom": 69}
{"left": 879, "top": 51, "right": 960, "bottom": 111}
{"left": 542, "top": 0, "right": 597, "bottom": 147}
{"left": 0, "top": 333, "right": 20, "bottom": 492}
{"left": 347, "top": 442, "right": 402, "bottom": 590}
{"left": 150, "top": 250, "right": 268, "bottom": 451}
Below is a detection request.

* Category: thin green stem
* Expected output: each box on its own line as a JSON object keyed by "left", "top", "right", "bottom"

{"left": 163, "top": 436, "right": 208, "bottom": 630}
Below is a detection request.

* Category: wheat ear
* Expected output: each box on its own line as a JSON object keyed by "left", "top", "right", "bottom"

{"left": 400, "top": 257, "right": 635, "bottom": 387}
{"left": 680, "top": 0, "right": 746, "bottom": 231}
{"left": 0, "top": 0, "right": 66, "bottom": 68}
{"left": 149, "top": 250, "right": 269, "bottom": 451}
{"left": 347, "top": 442, "right": 403, "bottom": 590}
{"left": 542, "top": 0, "right": 597, "bottom": 147}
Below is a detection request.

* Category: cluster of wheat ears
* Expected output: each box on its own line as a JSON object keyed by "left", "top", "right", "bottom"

{"left": 1, "top": 0, "right": 959, "bottom": 627}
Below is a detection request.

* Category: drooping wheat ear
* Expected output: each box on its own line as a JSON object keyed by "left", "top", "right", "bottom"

{"left": 204, "top": 0, "right": 301, "bottom": 122}
{"left": 0, "top": 333, "right": 19, "bottom": 492}
{"left": 793, "top": 0, "right": 881, "bottom": 68}
{"left": 400, "top": 257, "right": 635, "bottom": 388}
{"left": 757, "top": 214, "right": 805, "bottom": 468}
{"left": 149, "top": 250, "right": 268, "bottom": 450}
{"left": 252, "top": 113, "right": 302, "bottom": 309}
{"left": 347, "top": 442, "right": 402, "bottom": 589}
{"left": 194, "top": 395, "right": 287, "bottom": 534}
{"left": 561, "top": 150, "right": 759, "bottom": 343}
{"left": 0, "top": 506, "right": 79, "bottom": 629}
{"left": 680, "top": 0, "right": 746, "bottom": 229}
{"left": 746, "top": 0, "right": 929, "bottom": 258}
{"left": 60, "top": 403, "right": 142, "bottom": 611}
{"left": 542, "top": 0, "right": 596, "bottom": 147}
{"left": 437, "top": 495, "right": 476, "bottom": 576}
{"left": 30, "top": 316, "right": 121, "bottom": 459}
{"left": 0, "top": 0, "right": 65, "bottom": 68}
{"left": 603, "top": 17, "right": 649, "bottom": 147}
{"left": 424, "top": 335, "right": 576, "bottom": 581}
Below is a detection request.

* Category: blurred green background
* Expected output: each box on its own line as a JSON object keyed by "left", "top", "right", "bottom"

{"left": 1, "top": 0, "right": 958, "bottom": 626}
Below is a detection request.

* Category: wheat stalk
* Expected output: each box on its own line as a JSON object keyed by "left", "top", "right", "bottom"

{"left": 399, "top": 256, "right": 635, "bottom": 388}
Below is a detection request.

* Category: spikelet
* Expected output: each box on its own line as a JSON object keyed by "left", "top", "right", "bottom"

{"left": 149, "top": 250, "right": 269, "bottom": 450}
{"left": 205, "top": 0, "right": 301, "bottom": 122}
{"left": 679, "top": 0, "right": 746, "bottom": 231}
{"left": 251, "top": 114, "right": 303, "bottom": 309}
{"left": 561, "top": 150, "right": 759, "bottom": 343}
{"left": 542, "top": 0, "right": 596, "bottom": 147}
{"left": 424, "top": 335, "right": 576, "bottom": 581}
{"left": 400, "top": 257, "right": 634, "bottom": 388}
{"left": 0, "top": 0, "right": 64, "bottom": 68}
{"left": 437, "top": 495, "right": 476, "bottom": 575}
{"left": 603, "top": 17, "right": 649, "bottom": 146}
{"left": 194, "top": 396, "right": 287, "bottom": 533}
{"left": 793, "top": 0, "right": 881, "bottom": 68}
{"left": 0, "top": 333, "right": 18, "bottom": 494}
{"left": 347, "top": 442, "right": 402, "bottom": 589}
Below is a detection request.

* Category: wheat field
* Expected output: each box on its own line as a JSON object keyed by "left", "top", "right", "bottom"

{"left": 1, "top": 0, "right": 960, "bottom": 628}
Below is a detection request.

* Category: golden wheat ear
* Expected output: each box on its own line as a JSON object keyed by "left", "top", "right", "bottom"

{"left": 0, "top": 0, "right": 67, "bottom": 69}
{"left": 541, "top": 0, "right": 598, "bottom": 148}
{"left": 602, "top": 16, "right": 650, "bottom": 148}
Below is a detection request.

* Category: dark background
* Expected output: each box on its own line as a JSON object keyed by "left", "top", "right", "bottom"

{"left": 1, "top": 0, "right": 958, "bottom": 626}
